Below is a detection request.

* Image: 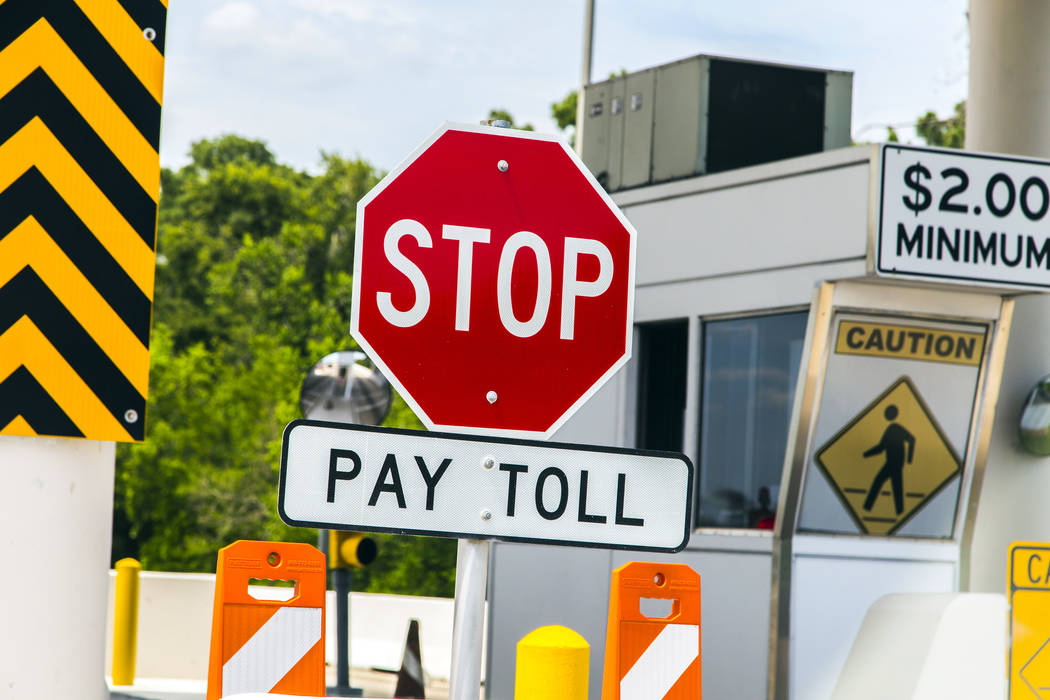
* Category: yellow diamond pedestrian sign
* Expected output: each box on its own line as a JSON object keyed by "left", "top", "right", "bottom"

{"left": 813, "top": 376, "right": 962, "bottom": 535}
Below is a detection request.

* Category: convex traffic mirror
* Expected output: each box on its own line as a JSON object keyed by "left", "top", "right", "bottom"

{"left": 299, "top": 351, "right": 392, "bottom": 426}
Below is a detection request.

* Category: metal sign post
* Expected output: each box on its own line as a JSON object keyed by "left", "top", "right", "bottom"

{"left": 449, "top": 539, "right": 489, "bottom": 700}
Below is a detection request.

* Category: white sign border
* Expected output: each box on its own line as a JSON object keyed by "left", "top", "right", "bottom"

{"left": 277, "top": 419, "right": 693, "bottom": 553}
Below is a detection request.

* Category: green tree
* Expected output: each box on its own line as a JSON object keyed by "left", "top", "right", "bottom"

{"left": 550, "top": 89, "right": 578, "bottom": 146}
{"left": 916, "top": 101, "right": 966, "bottom": 149}
{"left": 115, "top": 135, "right": 454, "bottom": 595}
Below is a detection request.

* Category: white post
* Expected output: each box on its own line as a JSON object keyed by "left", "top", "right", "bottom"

{"left": 449, "top": 538, "right": 490, "bottom": 700}
{"left": 0, "top": 436, "right": 115, "bottom": 700}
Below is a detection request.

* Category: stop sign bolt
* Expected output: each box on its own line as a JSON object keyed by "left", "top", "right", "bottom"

{"left": 497, "top": 160, "right": 509, "bottom": 172}
{"left": 486, "top": 391, "right": 498, "bottom": 404}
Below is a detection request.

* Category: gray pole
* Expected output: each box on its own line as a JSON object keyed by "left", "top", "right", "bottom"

{"left": 963, "top": 0, "right": 1050, "bottom": 594}
{"left": 575, "top": 0, "right": 595, "bottom": 155}
{"left": 333, "top": 567, "right": 353, "bottom": 696}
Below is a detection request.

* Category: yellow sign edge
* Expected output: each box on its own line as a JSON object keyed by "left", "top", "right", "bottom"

{"left": 811, "top": 375, "right": 964, "bottom": 536}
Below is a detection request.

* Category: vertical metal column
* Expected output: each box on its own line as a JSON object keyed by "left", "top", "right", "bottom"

{"left": 575, "top": 0, "right": 596, "bottom": 155}
{"left": 967, "top": 0, "right": 1050, "bottom": 159}
{"left": 449, "top": 539, "right": 490, "bottom": 700}
{"left": 964, "top": 0, "right": 1050, "bottom": 593}
{"left": 333, "top": 567, "right": 353, "bottom": 695}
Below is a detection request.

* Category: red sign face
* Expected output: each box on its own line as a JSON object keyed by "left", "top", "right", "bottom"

{"left": 351, "top": 123, "right": 636, "bottom": 437}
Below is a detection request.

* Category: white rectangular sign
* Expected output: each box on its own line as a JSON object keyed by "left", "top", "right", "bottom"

{"left": 279, "top": 420, "right": 693, "bottom": 552}
{"left": 877, "top": 143, "right": 1050, "bottom": 289}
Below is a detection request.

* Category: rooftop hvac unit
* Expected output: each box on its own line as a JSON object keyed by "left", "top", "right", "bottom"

{"left": 581, "top": 54, "right": 853, "bottom": 192}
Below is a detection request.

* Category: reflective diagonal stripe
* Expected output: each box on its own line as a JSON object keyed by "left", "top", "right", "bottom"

{"left": 0, "top": 0, "right": 162, "bottom": 148}
{"left": 619, "top": 624, "right": 700, "bottom": 700}
{"left": 0, "top": 318, "right": 130, "bottom": 440}
{"left": 0, "top": 118, "right": 157, "bottom": 263}
{"left": 0, "top": 169, "right": 152, "bottom": 344}
{"left": 0, "top": 19, "right": 160, "bottom": 201}
{"left": 114, "top": 0, "right": 167, "bottom": 56}
{"left": 0, "top": 118, "right": 155, "bottom": 297}
{"left": 222, "top": 607, "right": 323, "bottom": 697}
{"left": 0, "top": 218, "right": 149, "bottom": 395}
{"left": 72, "top": 0, "right": 165, "bottom": 101}
{"left": 0, "top": 414, "right": 38, "bottom": 437}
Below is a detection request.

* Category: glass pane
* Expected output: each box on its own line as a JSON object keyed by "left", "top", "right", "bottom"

{"left": 697, "top": 312, "right": 807, "bottom": 529}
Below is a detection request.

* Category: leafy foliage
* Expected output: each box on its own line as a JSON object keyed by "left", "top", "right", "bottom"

{"left": 916, "top": 101, "right": 966, "bottom": 149}
{"left": 550, "top": 90, "right": 578, "bottom": 146}
{"left": 115, "top": 135, "right": 454, "bottom": 595}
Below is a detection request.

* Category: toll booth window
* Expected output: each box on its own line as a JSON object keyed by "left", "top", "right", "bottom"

{"left": 636, "top": 320, "right": 689, "bottom": 452}
{"left": 697, "top": 311, "right": 806, "bottom": 529}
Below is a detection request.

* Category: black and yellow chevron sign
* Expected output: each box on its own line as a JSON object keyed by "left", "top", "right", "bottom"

{"left": 0, "top": 0, "right": 168, "bottom": 442}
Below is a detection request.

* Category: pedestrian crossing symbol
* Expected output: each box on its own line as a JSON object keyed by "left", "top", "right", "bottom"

{"left": 813, "top": 376, "right": 963, "bottom": 535}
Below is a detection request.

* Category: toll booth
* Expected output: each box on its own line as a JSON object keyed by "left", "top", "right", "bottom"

{"left": 483, "top": 127, "right": 1047, "bottom": 699}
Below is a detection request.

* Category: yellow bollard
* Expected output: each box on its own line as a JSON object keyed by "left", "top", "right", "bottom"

{"left": 112, "top": 557, "right": 141, "bottom": 686}
{"left": 515, "top": 624, "right": 589, "bottom": 700}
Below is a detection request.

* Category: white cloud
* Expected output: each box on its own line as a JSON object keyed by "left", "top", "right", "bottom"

{"left": 202, "top": 2, "right": 261, "bottom": 36}
{"left": 288, "top": 0, "right": 420, "bottom": 26}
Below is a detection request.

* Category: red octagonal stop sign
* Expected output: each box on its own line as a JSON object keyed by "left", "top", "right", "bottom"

{"left": 351, "top": 123, "right": 636, "bottom": 438}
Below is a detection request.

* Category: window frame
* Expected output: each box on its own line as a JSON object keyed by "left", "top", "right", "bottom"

{"left": 692, "top": 306, "right": 810, "bottom": 533}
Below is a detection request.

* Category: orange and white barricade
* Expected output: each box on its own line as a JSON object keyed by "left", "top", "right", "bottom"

{"left": 601, "top": 561, "right": 701, "bottom": 700}
{"left": 206, "top": 540, "right": 326, "bottom": 700}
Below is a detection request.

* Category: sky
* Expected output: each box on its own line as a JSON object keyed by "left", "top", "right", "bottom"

{"left": 158, "top": 0, "right": 970, "bottom": 173}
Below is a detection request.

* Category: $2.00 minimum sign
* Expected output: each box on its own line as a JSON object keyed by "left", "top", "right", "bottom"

{"left": 278, "top": 420, "right": 693, "bottom": 552}
{"left": 878, "top": 144, "right": 1050, "bottom": 290}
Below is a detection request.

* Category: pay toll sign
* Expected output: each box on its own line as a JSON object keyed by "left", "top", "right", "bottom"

{"left": 278, "top": 420, "right": 693, "bottom": 553}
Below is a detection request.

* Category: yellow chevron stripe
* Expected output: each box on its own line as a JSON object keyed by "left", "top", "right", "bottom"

{"left": 0, "top": 218, "right": 150, "bottom": 395}
{"left": 1, "top": 415, "right": 37, "bottom": 436}
{"left": 72, "top": 0, "right": 164, "bottom": 102}
{"left": 0, "top": 317, "right": 132, "bottom": 440}
{"left": 0, "top": 118, "right": 155, "bottom": 299}
{"left": 0, "top": 20, "right": 159, "bottom": 202}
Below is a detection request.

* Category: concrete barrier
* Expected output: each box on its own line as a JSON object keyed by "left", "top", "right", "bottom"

{"left": 831, "top": 593, "right": 1007, "bottom": 700}
{"left": 104, "top": 569, "right": 459, "bottom": 683}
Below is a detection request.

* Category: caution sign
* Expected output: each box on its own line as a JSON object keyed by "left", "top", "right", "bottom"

{"left": 1009, "top": 542, "right": 1050, "bottom": 700}
{"left": 0, "top": 1, "right": 167, "bottom": 441}
{"left": 836, "top": 321, "right": 985, "bottom": 366}
{"left": 813, "top": 376, "right": 962, "bottom": 535}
